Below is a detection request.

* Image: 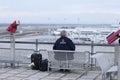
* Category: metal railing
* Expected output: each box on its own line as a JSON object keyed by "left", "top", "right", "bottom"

{"left": 0, "top": 40, "right": 117, "bottom": 67}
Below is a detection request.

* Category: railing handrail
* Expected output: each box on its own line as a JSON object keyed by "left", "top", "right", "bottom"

{"left": 0, "top": 47, "right": 34, "bottom": 51}
{"left": 0, "top": 41, "right": 118, "bottom": 46}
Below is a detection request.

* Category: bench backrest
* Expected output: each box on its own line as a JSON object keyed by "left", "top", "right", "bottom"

{"left": 48, "top": 50, "right": 90, "bottom": 61}
{"left": 47, "top": 50, "right": 90, "bottom": 69}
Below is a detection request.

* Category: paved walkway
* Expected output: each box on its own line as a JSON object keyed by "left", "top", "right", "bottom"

{"left": 0, "top": 67, "right": 101, "bottom": 80}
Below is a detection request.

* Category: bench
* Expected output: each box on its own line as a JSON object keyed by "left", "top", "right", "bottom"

{"left": 91, "top": 53, "right": 117, "bottom": 80}
{"left": 47, "top": 50, "right": 90, "bottom": 73}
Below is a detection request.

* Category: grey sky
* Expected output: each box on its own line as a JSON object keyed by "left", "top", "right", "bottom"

{"left": 0, "top": 0, "right": 120, "bottom": 24}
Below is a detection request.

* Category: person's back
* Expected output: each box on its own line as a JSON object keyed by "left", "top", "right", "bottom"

{"left": 53, "top": 30, "right": 75, "bottom": 50}
{"left": 53, "top": 30, "right": 75, "bottom": 60}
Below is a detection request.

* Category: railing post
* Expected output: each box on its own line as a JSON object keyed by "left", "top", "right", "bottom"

{"left": 10, "top": 33, "right": 15, "bottom": 68}
{"left": 115, "top": 45, "right": 119, "bottom": 65}
{"left": 116, "top": 44, "right": 120, "bottom": 80}
{"left": 35, "top": 39, "right": 39, "bottom": 51}
{"left": 91, "top": 41, "right": 94, "bottom": 69}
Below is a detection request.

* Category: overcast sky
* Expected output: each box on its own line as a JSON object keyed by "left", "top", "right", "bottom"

{"left": 0, "top": 0, "right": 120, "bottom": 24}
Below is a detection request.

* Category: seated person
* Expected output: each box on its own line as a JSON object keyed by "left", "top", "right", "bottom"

{"left": 53, "top": 30, "right": 75, "bottom": 72}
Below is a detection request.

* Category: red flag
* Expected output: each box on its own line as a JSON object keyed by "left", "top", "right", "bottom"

{"left": 6, "top": 20, "right": 20, "bottom": 33}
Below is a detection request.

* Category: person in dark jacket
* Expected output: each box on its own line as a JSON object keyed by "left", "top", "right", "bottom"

{"left": 53, "top": 30, "right": 75, "bottom": 51}
{"left": 53, "top": 30, "right": 75, "bottom": 72}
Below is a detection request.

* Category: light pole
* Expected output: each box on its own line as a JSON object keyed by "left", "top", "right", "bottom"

{"left": 64, "top": 18, "right": 67, "bottom": 27}
{"left": 77, "top": 17, "right": 80, "bottom": 26}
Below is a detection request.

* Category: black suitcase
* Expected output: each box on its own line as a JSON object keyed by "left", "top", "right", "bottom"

{"left": 31, "top": 53, "right": 42, "bottom": 70}
{"left": 39, "top": 59, "right": 48, "bottom": 71}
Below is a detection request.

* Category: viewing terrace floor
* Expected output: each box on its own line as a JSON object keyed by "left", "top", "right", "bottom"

{"left": 0, "top": 65, "right": 102, "bottom": 80}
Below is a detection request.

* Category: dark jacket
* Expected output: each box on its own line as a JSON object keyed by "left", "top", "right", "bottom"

{"left": 53, "top": 36, "right": 75, "bottom": 60}
{"left": 53, "top": 36, "right": 75, "bottom": 50}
